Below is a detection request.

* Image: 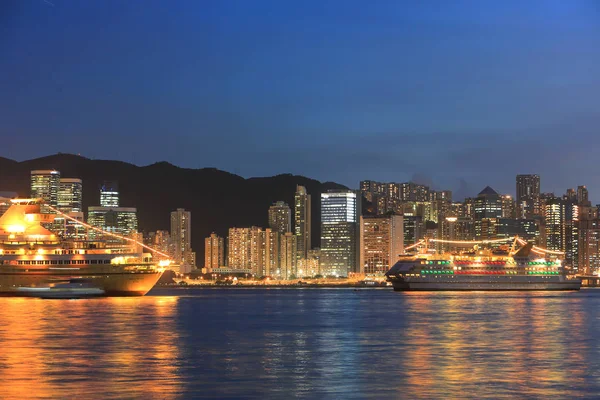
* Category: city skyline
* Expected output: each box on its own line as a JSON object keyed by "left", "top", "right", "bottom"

{"left": 3, "top": 1, "right": 600, "bottom": 198}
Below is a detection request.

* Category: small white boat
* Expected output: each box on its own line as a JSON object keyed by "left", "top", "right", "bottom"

{"left": 17, "top": 281, "right": 105, "bottom": 299}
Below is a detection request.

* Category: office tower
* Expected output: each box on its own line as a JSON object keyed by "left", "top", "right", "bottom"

{"left": 320, "top": 190, "right": 360, "bottom": 277}
{"left": 294, "top": 185, "right": 311, "bottom": 260}
{"left": 279, "top": 232, "right": 297, "bottom": 279}
{"left": 545, "top": 197, "right": 566, "bottom": 252}
{"left": 474, "top": 186, "right": 503, "bottom": 241}
{"left": 268, "top": 201, "right": 291, "bottom": 233}
{"left": 501, "top": 195, "right": 516, "bottom": 218}
{"left": 31, "top": 170, "right": 61, "bottom": 213}
{"left": 403, "top": 215, "right": 424, "bottom": 249}
{"left": 100, "top": 181, "right": 119, "bottom": 207}
{"left": 577, "top": 186, "right": 590, "bottom": 206}
{"left": 87, "top": 206, "right": 138, "bottom": 238}
{"left": 56, "top": 178, "right": 84, "bottom": 238}
{"left": 359, "top": 215, "right": 404, "bottom": 275}
{"left": 57, "top": 178, "right": 83, "bottom": 213}
{"left": 516, "top": 174, "right": 540, "bottom": 218}
{"left": 496, "top": 218, "right": 539, "bottom": 242}
{"left": 205, "top": 233, "right": 225, "bottom": 269}
{"left": 171, "top": 208, "right": 195, "bottom": 266}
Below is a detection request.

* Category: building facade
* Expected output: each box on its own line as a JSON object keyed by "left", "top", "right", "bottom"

{"left": 87, "top": 206, "right": 138, "bottom": 238}
{"left": 31, "top": 170, "right": 61, "bottom": 214}
{"left": 516, "top": 174, "right": 541, "bottom": 218}
{"left": 359, "top": 215, "right": 404, "bottom": 275}
{"left": 294, "top": 185, "right": 311, "bottom": 260}
{"left": 268, "top": 201, "right": 291, "bottom": 233}
{"left": 320, "top": 191, "right": 360, "bottom": 277}
{"left": 171, "top": 208, "right": 195, "bottom": 267}
{"left": 100, "top": 181, "right": 119, "bottom": 207}
{"left": 205, "top": 233, "right": 225, "bottom": 269}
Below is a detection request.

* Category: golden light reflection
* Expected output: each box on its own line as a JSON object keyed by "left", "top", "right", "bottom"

{"left": 398, "top": 292, "right": 587, "bottom": 398}
{"left": 0, "top": 297, "right": 181, "bottom": 399}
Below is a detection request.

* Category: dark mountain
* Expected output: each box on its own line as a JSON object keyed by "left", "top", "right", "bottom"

{"left": 0, "top": 153, "right": 348, "bottom": 262}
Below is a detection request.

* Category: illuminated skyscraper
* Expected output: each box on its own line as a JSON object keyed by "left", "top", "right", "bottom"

{"left": 57, "top": 178, "right": 84, "bottom": 238}
{"left": 204, "top": 232, "right": 225, "bottom": 269}
{"left": 87, "top": 206, "right": 138, "bottom": 238}
{"left": 474, "top": 186, "right": 503, "bottom": 241}
{"left": 30, "top": 170, "right": 60, "bottom": 213}
{"left": 57, "top": 178, "right": 83, "bottom": 213}
{"left": 171, "top": 208, "right": 195, "bottom": 266}
{"left": 403, "top": 215, "right": 424, "bottom": 249}
{"left": 516, "top": 174, "right": 540, "bottom": 218}
{"left": 501, "top": 195, "right": 516, "bottom": 218}
{"left": 320, "top": 190, "right": 360, "bottom": 277}
{"left": 100, "top": 181, "right": 119, "bottom": 207}
{"left": 268, "top": 201, "right": 291, "bottom": 233}
{"left": 545, "top": 197, "right": 566, "bottom": 253}
{"left": 279, "top": 232, "right": 297, "bottom": 279}
{"left": 359, "top": 215, "right": 404, "bottom": 275}
{"left": 295, "top": 186, "right": 311, "bottom": 260}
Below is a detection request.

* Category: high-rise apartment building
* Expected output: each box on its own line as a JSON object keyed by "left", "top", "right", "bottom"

{"left": 100, "top": 181, "right": 119, "bottom": 207}
{"left": 577, "top": 185, "right": 590, "bottom": 206}
{"left": 359, "top": 215, "right": 404, "bottom": 275}
{"left": 516, "top": 174, "right": 540, "bottom": 218}
{"left": 320, "top": 191, "right": 360, "bottom": 277}
{"left": 360, "top": 180, "right": 385, "bottom": 203}
{"left": 147, "top": 230, "right": 172, "bottom": 261}
{"left": 401, "top": 182, "right": 430, "bottom": 202}
{"left": 268, "top": 201, "right": 291, "bottom": 233}
{"left": 294, "top": 186, "right": 311, "bottom": 260}
{"left": 279, "top": 232, "right": 297, "bottom": 279}
{"left": 171, "top": 208, "right": 195, "bottom": 266}
{"left": 204, "top": 233, "right": 225, "bottom": 269}
{"left": 227, "top": 227, "right": 276, "bottom": 277}
{"left": 31, "top": 170, "right": 61, "bottom": 213}
{"left": 545, "top": 197, "right": 566, "bottom": 253}
{"left": 564, "top": 199, "right": 579, "bottom": 271}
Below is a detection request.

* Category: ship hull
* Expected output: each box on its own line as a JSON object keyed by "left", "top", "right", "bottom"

{"left": 390, "top": 277, "right": 581, "bottom": 291}
{"left": 0, "top": 271, "right": 163, "bottom": 297}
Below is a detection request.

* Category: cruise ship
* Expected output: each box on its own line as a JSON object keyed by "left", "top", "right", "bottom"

{"left": 385, "top": 243, "right": 581, "bottom": 291}
{"left": 0, "top": 199, "right": 164, "bottom": 296}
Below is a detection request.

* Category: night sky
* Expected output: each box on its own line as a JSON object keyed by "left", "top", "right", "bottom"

{"left": 2, "top": 1, "right": 599, "bottom": 200}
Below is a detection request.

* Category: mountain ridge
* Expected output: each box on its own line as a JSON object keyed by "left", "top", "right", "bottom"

{"left": 0, "top": 153, "right": 348, "bottom": 265}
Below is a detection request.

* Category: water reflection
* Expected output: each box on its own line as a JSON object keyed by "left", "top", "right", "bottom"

{"left": 1, "top": 289, "right": 600, "bottom": 398}
{"left": 0, "top": 296, "right": 180, "bottom": 399}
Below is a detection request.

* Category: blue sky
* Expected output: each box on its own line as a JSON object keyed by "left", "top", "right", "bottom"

{"left": 1, "top": 0, "right": 599, "bottom": 199}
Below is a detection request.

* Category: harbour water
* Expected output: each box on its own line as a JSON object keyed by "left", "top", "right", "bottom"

{"left": 2, "top": 288, "right": 600, "bottom": 399}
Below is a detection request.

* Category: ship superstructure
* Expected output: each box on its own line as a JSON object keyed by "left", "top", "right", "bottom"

{"left": 386, "top": 241, "right": 581, "bottom": 291}
{"left": 0, "top": 199, "right": 164, "bottom": 296}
